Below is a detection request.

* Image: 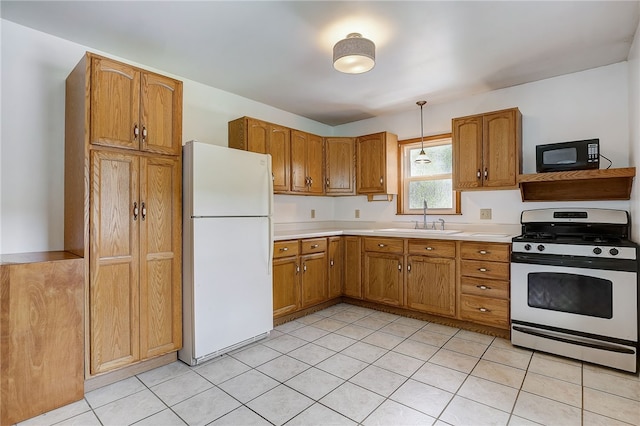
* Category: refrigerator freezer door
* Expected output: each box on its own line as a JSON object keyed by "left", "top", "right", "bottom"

{"left": 189, "top": 142, "right": 272, "bottom": 217}
{"left": 191, "top": 217, "right": 273, "bottom": 361}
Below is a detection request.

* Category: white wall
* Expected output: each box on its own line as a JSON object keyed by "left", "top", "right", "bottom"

{"left": 1, "top": 19, "right": 636, "bottom": 253}
{"left": 0, "top": 20, "right": 332, "bottom": 254}
{"left": 328, "top": 63, "right": 632, "bottom": 227}
{"left": 629, "top": 18, "right": 640, "bottom": 242}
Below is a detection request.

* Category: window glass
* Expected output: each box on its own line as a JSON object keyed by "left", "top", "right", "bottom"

{"left": 398, "top": 135, "right": 459, "bottom": 215}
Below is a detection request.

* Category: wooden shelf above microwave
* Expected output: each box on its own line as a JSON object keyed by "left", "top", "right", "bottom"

{"left": 517, "top": 167, "right": 635, "bottom": 201}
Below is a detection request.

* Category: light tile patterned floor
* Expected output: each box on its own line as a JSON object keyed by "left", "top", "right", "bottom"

{"left": 19, "top": 303, "right": 640, "bottom": 426}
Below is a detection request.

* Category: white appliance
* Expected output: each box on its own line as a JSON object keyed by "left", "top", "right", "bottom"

{"left": 179, "top": 141, "right": 274, "bottom": 366}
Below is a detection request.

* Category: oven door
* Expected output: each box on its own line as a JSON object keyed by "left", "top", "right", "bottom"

{"left": 511, "top": 261, "right": 637, "bottom": 342}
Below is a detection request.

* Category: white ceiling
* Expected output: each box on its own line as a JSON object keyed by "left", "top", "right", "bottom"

{"left": 2, "top": 1, "right": 639, "bottom": 126}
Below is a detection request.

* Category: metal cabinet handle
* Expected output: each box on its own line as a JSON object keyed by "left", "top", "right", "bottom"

{"left": 296, "top": 264, "right": 300, "bottom": 273}
{"left": 484, "top": 168, "right": 488, "bottom": 178}
{"left": 311, "top": 244, "right": 319, "bottom": 249}
{"left": 142, "top": 126, "right": 147, "bottom": 143}
{"left": 478, "top": 268, "right": 488, "bottom": 272}
{"left": 279, "top": 247, "right": 289, "bottom": 252}
{"left": 378, "top": 243, "right": 385, "bottom": 247}
{"left": 303, "top": 263, "right": 307, "bottom": 272}
{"left": 308, "top": 177, "right": 313, "bottom": 186}
{"left": 476, "top": 285, "right": 490, "bottom": 290}
{"left": 479, "top": 250, "right": 488, "bottom": 255}
{"left": 380, "top": 176, "right": 384, "bottom": 185}
{"left": 425, "top": 247, "right": 434, "bottom": 251}
{"left": 479, "top": 307, "right": 490, "bottom": 313}
{"left": 330, "top": 259, "right": 334, "bottom": 267}
{"left": 141, "top": 202, "right": 146, "bottom": 221}
{"left": 407, "top": 264, "right": 411, "bottom": 272}
{"left": 398, "top": 263, "right": 402, "bottom": 271}
{"left": 133, "top": 124, "right": 139, "bottom": 140}
{"left": 133, "top": 201, "right": 139, "bottom": 220}
{"left": 326, "top": 178, "right": 330, "bottom": 187}
{"left": 476, "top": 169, "right": 481, "bottom": 178}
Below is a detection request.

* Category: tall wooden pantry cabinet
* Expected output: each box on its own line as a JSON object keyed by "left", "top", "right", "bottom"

{"left": 65, "top": 53, "right": 183, "bottom": 386}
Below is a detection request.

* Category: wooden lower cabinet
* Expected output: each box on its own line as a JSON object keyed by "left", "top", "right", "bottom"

{"left": 458, "top": 241, "right": 511, "bottom": 329}
{"left": 301, "top": 253, "right": 327, "bottom": 307}
{"left": 328, "top": 237, "right": 344, "bottom": 298}
{"left": 406, "top": 255, "right": 456, "bottom": 317}
{"left": 343, "top": 236, "right": 362, "bottom": 299}
{"left": 89, "top": 150, "right": 181, "bottom": 375}
{"left": 273, "top": 240, "right": 300, "bottom": 318}
{"left": 1, "top": 252, "right": 84, "bottom": 426}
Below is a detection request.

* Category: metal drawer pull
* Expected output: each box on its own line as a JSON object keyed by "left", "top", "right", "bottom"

{"left": 479, "top": 307, "right": 490, "bottom": 313}
{"left": 425, "top": 247, "right": 434, "bottom": 251}
{"left": 378, "top": 244, "right": 385, "bottom": 247}
{"left": 311, "top": 244, "right": 319, "bottom": 248}
{"left": 398, "top": 263, "right": 402, "bottom": 270}
{"left": 479, "top": 250, "right": 488, "bottom": 254}
{"left": 142, "top": 126, "right": 147, "bottom": 142}
{"left": 303, "top": 263, "right": 307, "bottom": 272}
{"left": 133, "top": 201, "right": 139, "bottom": 220}
{"left": 407, "top": 264, "right": 411, "bottom": 272}
{"left": 478, "top": 268, "right": 488, "bottom": 272}
{"left": 476, "top": 169, "right": 481, "bottom": 178}
{"left": 330, "top": 259, "right": 334, "bottom": 266}
{"left": 295, "top": 264, "right": 300, "bottom": 273}
{"left": 476, "top": 285, "right": 491, "bottom": 290}
{"left": 133, "top": 124, "right": 139, "bottom": 140}
{"left": 141, "top": 202, "right": 146, "bottom": 221}
{"left": 279, "top": 247, "right": 289, "bottom": 252}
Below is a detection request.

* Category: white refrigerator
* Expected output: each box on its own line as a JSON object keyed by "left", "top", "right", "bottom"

{"left": 179, "top": 141, "right": 274, "bottom": 366}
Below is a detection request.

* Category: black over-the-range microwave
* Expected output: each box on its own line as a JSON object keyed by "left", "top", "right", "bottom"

{"left": 535, "top": 139, "right": 600, "bottom": 173}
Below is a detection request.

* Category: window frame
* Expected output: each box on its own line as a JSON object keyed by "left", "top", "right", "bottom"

{"left": 396, "top": 133, "right": 461, "bottom": 215}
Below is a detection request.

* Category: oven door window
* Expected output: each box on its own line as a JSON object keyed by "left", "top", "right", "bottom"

{"left": 527, "top": 272, "right": 612, "bottom": 318}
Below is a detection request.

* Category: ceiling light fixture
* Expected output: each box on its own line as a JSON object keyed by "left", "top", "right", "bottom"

{"left": 333, "top": 33, "right": 375, "bottom": 74}
{"left": 415, "top": 100, "right": 431, "bottom": 164}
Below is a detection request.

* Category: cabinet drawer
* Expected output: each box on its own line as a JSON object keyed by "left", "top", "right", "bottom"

{"left": 461, "top": 277, "right": 509, "bottom": 300}
{"left": 461, "top": 259, "right": 510, "bottom": 281}
{"left": 274, "top": 240, "right": 299, "bottom": 258}
{"left": 461, "top": 242, "right": 510, "bottom": 262}
{"left": 408, "top": 239, "right": 455, "bottom": 258}
{"left": 364, "top": 237, "right": 404, "bottom": 254}
{"left": 460, "top": 294, "right": 510, "bottom": 329}
{"left": 301, "top": 238, "right": 327, "bottom": 254}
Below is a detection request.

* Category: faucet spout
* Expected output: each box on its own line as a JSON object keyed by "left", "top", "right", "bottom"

{"left": 423, "top": 200, "right": 428, "bottom": 229}
{"left": 438, "top": 218, "right": 445, "bottom": 230}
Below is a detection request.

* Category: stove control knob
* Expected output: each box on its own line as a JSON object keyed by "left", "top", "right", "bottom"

{"left": 610, "top": 248, "right": 619, "bottom": 256}
{"left": 593, "top": 247, "right": 602, "bottom": 255}
{"left": 524, "top": 244, "right": 532, "bottom": 251}
{"left": 537, "top": 245, "right": 545, "bottom": 252}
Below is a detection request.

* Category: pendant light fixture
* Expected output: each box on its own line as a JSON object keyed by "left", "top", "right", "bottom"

{"left": 333, "top": 33, "right": 375, "bottom": 74}
{"left": 415, "top": 100, "right": 431, "bottom": 164}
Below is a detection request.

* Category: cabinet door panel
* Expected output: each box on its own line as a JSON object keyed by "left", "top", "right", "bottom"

{"left": 90, "top": 150, "right": 140, "bottom": 374}
{"left": 453, "top": 116, "right": 483, "bottom": 189}
{"left": 90, "top": 57, "right": 140, "bottom": 150}
{"left": 483, "top": 110, "right": 517, "bottom": 187}
{"left": 325, "top": 137, "right": 355, "bottom": 194}
{"left": 356, "top": 134, "right": 385, "bottom": 193}
{"left": 141, "top": 73, "right": 182, "bottom": 155}
{"left": 273, "top": 257, "right": 299, "bottom": 317}
{"left": 290, "top": 130, "right": 308, "bottom": 193}
{"left": 406, "top": 256, "right": 455, "bottom": 317}
{"left": 301, "top": 253, "right": 327, "bottom": 307}
{"left": 364, "top": 253, "right": 403, "bottom": 306}
{"left": 344, "top": 236, "right": 362, "bottom": 299}
{"left": 139, "top": 157, "right": 182, "bottom": 358}
{"left": 307, "top": 133, "right": 324, "bottom": 194}
{"left": 270, "top": 124, "right": 291, "bottom": 192}
{"left": 247, "top": 118, "right": 269, "bottom": 154}
{"left": 328, "top": 237, "right": 343, "bottom": 298}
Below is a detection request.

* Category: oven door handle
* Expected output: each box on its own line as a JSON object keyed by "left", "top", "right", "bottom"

{"left": 511, "top": 252, "right": 638, "bottom": 272}
{"left": 512, "top": 325, "right": 636, "bottom": 354}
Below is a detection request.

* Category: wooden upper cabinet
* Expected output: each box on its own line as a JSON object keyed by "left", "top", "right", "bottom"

{"left": 356, "top": 132, "right": 398, "bottom": 197}
{"left": 90, "top": 55, "right": 182, "bottom": 155}
{"left": 229, "top": 117, "right": 291, "bottom": 193}
{"left": 325, "top": 137, "right": 356, "bottom": 195}
{"left": 452, "top": 108, "right": 521, "bottom": 190}
{"left": 291, "top": 130, "right": 324, "bottom": 194}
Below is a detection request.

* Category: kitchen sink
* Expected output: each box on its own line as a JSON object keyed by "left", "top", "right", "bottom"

{"left": 469, "top": 232, "right": 510, "bottom": 237}
{"left": 376, "top": 228, "right": 462, "bottom": 235}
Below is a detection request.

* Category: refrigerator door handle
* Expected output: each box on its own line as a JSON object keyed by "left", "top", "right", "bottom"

{"left": 267, "top": 155, "right": 274, "bottom": 275}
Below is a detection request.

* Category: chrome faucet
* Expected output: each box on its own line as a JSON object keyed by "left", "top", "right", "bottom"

{"left": 438, "top": 218, "right": 445, "bottom": 230}
{"left": 423, "top": 200, "right": 428, "bottom": 229}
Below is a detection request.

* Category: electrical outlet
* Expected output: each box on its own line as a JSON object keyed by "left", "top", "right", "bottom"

{"left": 480, "top": 208, "right": 492, "bottom": 220}
{"left": 311, "top": 209, "right": 316, "bottom": 219}
{"left": 355, "top": 209, "right": 360, "bottom": 219}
